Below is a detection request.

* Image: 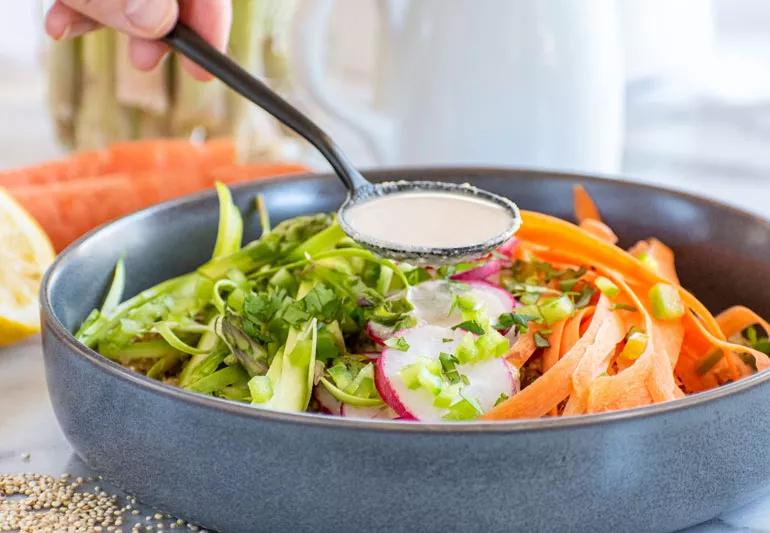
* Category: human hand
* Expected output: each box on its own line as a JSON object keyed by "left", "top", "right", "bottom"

{"left": 45, "top": 0, "right": 232, "bottom": 81}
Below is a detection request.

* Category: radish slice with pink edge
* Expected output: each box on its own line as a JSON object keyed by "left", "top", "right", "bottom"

{"left": 450, "top": 260, "right": 502, "bottom": 282}
{"left": 497, "top": 238, "right": 518, "bottom": 257}
{"left": 375, "top": 325, "right": 519, "bottom": 421}
{"left": 408, "top": 280, "right": 515, "bottom": 328}
{"left": 366, "top": 321, "right": 397, "bottom": 346}
{"left": 341, "top": 403, "right": 397, "bottom": 419}
{"left": 314, "top": 385, "right": 341, "bottom": 415}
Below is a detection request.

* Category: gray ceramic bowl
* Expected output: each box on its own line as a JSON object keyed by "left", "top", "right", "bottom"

{"left": 41, "top": 168, "right": 770, "bottom": 533}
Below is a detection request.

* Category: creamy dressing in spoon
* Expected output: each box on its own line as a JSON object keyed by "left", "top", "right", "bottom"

{"left": 344, "top": 191, "right": 515, "bottom": 249}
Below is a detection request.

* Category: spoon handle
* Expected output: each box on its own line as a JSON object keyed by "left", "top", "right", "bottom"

{"left": 163, "top": 23, "right": 369, "bottom": 192}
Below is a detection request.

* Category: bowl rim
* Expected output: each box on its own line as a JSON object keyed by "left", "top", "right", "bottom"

{"left": 40, "top": 166, "right": 770, "bottom": 434}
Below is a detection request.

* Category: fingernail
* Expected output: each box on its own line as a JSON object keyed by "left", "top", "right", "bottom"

{"left": 125, "top": 0, "right": 176, "bottom": 35}
{"left": 59, "top": 19, "right": 98, "bottom": 40}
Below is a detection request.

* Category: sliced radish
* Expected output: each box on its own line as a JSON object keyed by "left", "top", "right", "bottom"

{"left": 375, "top": 325, "right": 518, "bottom": 422}
{"left": 341, "top": 403, "right": 397, "bottom": 419}
{"left": 409, "top": 280, "right": 515, "bottom": 328}
{"left": 314, "top": 385, "right": 342, "bottom": 415}
{"left": 451, "top": 260, "right": 502, "bottom": 281}
{"left": 497, "top": 238, "right": 518, "bottom": 257}
{"left": 366, "top": 321, "right": 398, "bottom": 346}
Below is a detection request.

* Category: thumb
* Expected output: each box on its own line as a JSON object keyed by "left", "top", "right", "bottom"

{"left": 60, "top": 0, "right": 178, "bottom": 39}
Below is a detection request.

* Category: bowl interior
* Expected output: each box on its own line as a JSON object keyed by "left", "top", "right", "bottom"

{"left": 46, "top": 168, "right": 770, "bottom": 356}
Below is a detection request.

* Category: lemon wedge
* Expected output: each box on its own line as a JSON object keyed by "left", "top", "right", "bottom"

{"left": 0, "top": 188, "right": 55, "bottom": 346}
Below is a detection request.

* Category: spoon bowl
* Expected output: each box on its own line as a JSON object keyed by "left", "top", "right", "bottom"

{"left": 338, "top": 180, "right": 521, "bottom": 263}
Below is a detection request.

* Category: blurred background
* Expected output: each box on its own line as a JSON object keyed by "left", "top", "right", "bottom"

{"left": 2, "top": 0, "right": 770, "bottom": 214}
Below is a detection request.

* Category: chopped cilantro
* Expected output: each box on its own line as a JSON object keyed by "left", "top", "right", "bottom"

{"left": 494, "top": 312, "right": 535, "bottom": 333}
{"left": 451, "top": 320, "right": 485, "bottom": 335}
{"left": 439, "top": 352, "right": 466, "bottom": 385}
{"left": 573, "top": 286, "right": 596, "bottom": 309}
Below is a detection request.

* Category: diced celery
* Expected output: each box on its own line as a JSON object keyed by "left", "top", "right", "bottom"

{"left": 648, "top": 283, "right": 685, "bottom": 320}
{"left": 539, "top": 295, "right": 575, "bottom": 325}
{"left": 595, "top": 276, "right": 619, "bottom": 297}
{"left": 619, "top": 331, "right": 648, "bottom": 360}
{"left": 248, "top": 375, "right": 274, "bottom": 403}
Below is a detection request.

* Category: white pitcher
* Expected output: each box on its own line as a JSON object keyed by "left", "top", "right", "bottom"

{"left": 290, "top": 0, "right": 625, "bottom": 174}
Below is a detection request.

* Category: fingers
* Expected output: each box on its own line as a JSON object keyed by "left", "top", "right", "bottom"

{"left": 128, "top": 37, "right": 170, "bottom": 71}
{"left": 45, "top": 1, "right": 101, "bottom": 40}
{"left": 59, "top": 0, "right": 179, "bottom": 40}
{"left": 46, "top": 0, "right": 232, "bottom": 81}
{"left": 178, "top": 0, "right": 233, "bottom": 80}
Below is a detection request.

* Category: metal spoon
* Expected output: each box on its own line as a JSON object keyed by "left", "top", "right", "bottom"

{"left": 163, "top": 23, "right": 520, "bottom": 263}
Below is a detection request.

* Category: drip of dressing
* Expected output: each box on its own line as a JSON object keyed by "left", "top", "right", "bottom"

{"left": 344, "top": 191, "right": 514, "bottom": 249}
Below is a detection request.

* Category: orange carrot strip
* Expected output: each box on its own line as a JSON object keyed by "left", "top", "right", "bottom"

{"left": 506, "top": 331, "right": 538, "bottom": 369}
{"left": 484, "top": 296, "right": 624, "bottom": 420}
{"left": 560, "top": 308, "right": 593, "bottom": 357}
{"left": 542, "top": 320, "right": 567, "bottom": 417}
{"left": 573, "top": 184, "right": 601, "bottom": 223}
{"left": 579, "top": 219, "right": 618, "bottom": 244}
{"left": 628, "top": 238, "right": 679, "bottom": 284}
{"left": 687, "top": 311, "right": 770, "bottom": 374}
{"left": 716, "top": 306, "right": 770, "bottom": 338}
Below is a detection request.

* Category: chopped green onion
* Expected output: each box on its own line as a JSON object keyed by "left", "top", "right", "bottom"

{"left": 433, "top": 384, "right": 461, "bottom": 408}
{"left": 475, "top": 328, "right": 509, "bottom": 359}
{"left": 455, "top": 333, "right": 479, "bottom": 364}
{"left": 648, "top": 283, "right": 685, "bottom": 320}
{"left": 442, "top": 392, "right": 483, "bottom": 421}
{"left": 594, "top": 276, "right": 619, "bottom": 297}
{"left": 248, "top": 375, "right": 274, "bottom": 404}
{"left": 385, "top": 336, "right": 410, "bottom": 351}
{"left": 637, "top": 251, "right": 659, "bottom": 274}
{"left": 539, "top": 295, "right": 574, "bottom": 325}
{"left": 418, "top": 366, "right": 443, "bottom": 395}
{"left": 399, "top": 362, "right": 422, "bottom": 389}
{"left": 619, "top": 331, "right": 648, "bottom": 360}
